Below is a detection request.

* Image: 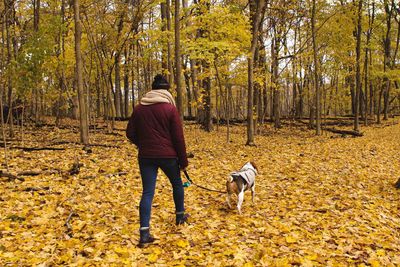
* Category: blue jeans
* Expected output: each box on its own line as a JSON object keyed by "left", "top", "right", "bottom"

{"left": 138, "top": 158, "right": 184, "bottom": 228}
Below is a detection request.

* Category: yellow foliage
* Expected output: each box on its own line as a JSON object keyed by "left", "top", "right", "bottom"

{"left": 0, "top": 119, "right": 400, "bottom": 265}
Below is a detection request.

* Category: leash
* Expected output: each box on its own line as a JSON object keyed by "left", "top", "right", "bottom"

{"left": 183, "top": 170, "right": 226, "bottom": 194}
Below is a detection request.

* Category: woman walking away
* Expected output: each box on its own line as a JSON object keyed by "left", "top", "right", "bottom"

{"left": 126, "top": 74, "right": 189, "bottom": 247}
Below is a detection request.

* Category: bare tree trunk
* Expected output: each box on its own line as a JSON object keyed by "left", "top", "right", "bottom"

{"left": 33, "top": 0, "right": 40, "bottom": 31}
{"left": 166, "top": 0, "right": 173, "bottom": 84}
{"left": 161, "top": 2, "right": 168, "bottom": 73}
{"left": 369, "top": 2, "right": 375, "bottom": 117}
{"left": 174, "top": 0, "right": 183, "bottom": 119}
{"left": 4, "top": 0, "right": 14, "bottom": 137}
{"left": 55, "top": 0, "right": 66, "bottom": 126}
{"left": 271, "top": 36, "right": 281, "bottom": 129}
{"left": 202, "top": 60, "right": 212, "bottom": 132}
{"left": 377, "top": 81, "right": 383, "bottom": 124}
{"left": 214, "top": 60, "right": 224, "bottom": 131}
{"left": 114, "top": 53, "right": 122, "bottom": 118}
{"left": 364, "top": 1, "right": 374, "bottom": 125}
{"left": 0, "top": 11, "right": 9, "bottom": 170}
{"left": 247, "top": 0, "right": 264, "bottom": 145}
{"left": 383, "top": 0, "right": 394, "bottom": 120}
{"left": 354, "top": 0, "right": 362, "bottom": 132}
{"left": 131, "top": 43, "right": 136, "bottom": 110}
{"left": 73, "top": 0, "right": 89, "bottom": 144}
{"left": 183, "top": 58, "right": 192, "bottom": 117}
{"left": 226, "top": 84, "right": 231, "bottom": 143}
{"left": 311, "top": 0, "right": 321, "bottom": 135}
{"left": 124, "top": 48, "right": 129, "bottom": 118}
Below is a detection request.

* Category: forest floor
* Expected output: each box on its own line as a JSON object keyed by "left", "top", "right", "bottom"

{"left": 0, "top": 118, "right": 400, "bottom": 266}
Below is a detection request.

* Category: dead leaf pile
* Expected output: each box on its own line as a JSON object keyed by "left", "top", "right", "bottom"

{"left": 0, "top": 119, "right": 399, "bottom": 266}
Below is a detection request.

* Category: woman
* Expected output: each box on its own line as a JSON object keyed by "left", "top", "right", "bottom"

{"left": 126, "top": 74, "right": 189, "bottom": 247}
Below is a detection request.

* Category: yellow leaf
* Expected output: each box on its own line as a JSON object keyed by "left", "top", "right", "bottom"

{"left": 376, "top": 249, "right": 385, "bottom": 257}
{"left": 148, "top": 253, "right": 158, "bottom": 263}
{"left": 285, "top": 235, "right": 297, "bottom": 244}
{"left": 305, "top": 254, "right": 318, "bottom": 261}
{"left": 176, "top": 239, "right": 189, "bottom": 248}
{"left": 368, "top": 258, "right": 381, "bottom": 267}
{"left": 114, "top": 246, "right": 129, "bottom": 258}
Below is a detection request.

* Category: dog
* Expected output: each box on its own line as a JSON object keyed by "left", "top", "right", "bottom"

{"left": 226, "top": 162, "right": 258, "bottom": 214}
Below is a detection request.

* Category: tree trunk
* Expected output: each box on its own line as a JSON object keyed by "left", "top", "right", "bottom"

{"left": 311, "top": 0, "right": 321, "bottom": 135}
{"left": 174, "top": 0, "right": 183, "bottom": 119}
{"left": 4, "top": 0, "right": 14, "bottom": 137}
{"left": 131, "top": 44, "right": 136, "bottom": 110}
{"left": 161, "top": 2, "right": 168, "bottom": 73}
{"left": 383, "top": 0, "right": 394, "bottom": 120}
{"left": 124, "top": 48, "right": 129, "bottom": 118}
{"left": 354, "top": 0, "right": 362, "bottom": 132}
{"left": 183, "top": 58, "right": 192, "bottom": 117}
{"left": 202, "top": 60, "right": 212, "bottom": 132}
{"left": 247, "top": 0, "right": 264, "bottom": 145}
{"left": 166, "top": 0, "right": 173, "bottom": 84}
{"left": 34, "top": 0, "right": 40, "bottom": 31}
{"left": 114, "top": 53, "right": 122, "bottom": 118}
{"left": 73, "top": 0, "right": 89, "bottom": 144}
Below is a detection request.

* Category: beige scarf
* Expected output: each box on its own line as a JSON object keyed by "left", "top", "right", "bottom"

{"left": 140, "top": 89, "right": 176, "bottom": 106}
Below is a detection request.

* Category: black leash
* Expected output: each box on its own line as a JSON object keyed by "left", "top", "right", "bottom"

{"left": 183, "top": 170, "right": 226, "bottom": 194}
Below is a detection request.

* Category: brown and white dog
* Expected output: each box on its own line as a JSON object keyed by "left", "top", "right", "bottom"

{"left": 226, "top": 162, "right": 258, "bottom": 214}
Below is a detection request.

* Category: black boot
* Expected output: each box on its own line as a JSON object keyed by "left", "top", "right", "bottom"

{"left": 176, "top": 213, "right": 190, "bottom": 225}
{"left": 138, "top": 228, "right": 155, "bottom": 248}
{"left": 395, "top": 178, "right": 400, "bottom": 189}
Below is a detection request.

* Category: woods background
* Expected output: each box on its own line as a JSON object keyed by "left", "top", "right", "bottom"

{"left": 1, "top": 1, "right": 400, "bottom": 265}
{"left": 1, "top": 0, "right": 400, "bottom": 140}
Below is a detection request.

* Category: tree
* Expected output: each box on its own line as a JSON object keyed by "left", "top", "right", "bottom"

{"left": 73, "top": 0, "right": 89, "bottom": 145}
{"left": 175, "top": 0, "right": 183, "bottom": 119}
{"left": 311, "top": 0, "right": 321, "bottom": 135}
{"left": 246, "top": 0, "right": 264, "bottom": 145}
{"left": 354, "top": 0, "right": 362, "bottom": 132}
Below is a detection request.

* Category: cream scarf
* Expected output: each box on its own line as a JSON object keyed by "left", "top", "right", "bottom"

{"left": 140, "top": 89, "right": 176, "bottom": 106}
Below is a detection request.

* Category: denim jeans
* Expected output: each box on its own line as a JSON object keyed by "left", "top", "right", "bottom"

{"left": 138, "top": 158, "right": 184, "bottom": 228}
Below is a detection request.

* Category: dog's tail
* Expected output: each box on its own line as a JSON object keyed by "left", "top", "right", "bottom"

{"left": 227, "top": 175, "right": 233, "bottom": 183}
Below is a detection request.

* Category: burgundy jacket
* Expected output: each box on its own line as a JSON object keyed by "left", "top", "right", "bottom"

{"left": 126, "top": 103, "right": 188, "bottom": 168}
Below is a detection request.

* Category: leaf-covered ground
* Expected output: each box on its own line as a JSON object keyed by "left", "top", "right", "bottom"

{"left": 1, "top": 119, "right": 400, "bottom": 266}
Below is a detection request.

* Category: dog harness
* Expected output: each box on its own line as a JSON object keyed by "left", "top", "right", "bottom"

{"left": 230, "top": 162, "right": 257, "bottom": 187}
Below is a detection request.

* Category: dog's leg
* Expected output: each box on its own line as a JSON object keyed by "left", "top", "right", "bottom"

{"left": 251, "top": 182, "right": 255, "bottom": 205}
{"left": 237, "top": 190, "right": 244, "bottom": 214}
{"left": 226, "top": 193, "right": 232, "bottom": 209}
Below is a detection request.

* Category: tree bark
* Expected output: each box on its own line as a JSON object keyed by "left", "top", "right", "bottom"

{"left": 354, "top": 0, "right": 362, "bottom": 132}
{"left": 161, "top": 2, "right": 168, "bottom": 73}
{"left": 114, "top": 53, "right": 122, "bottom": 118}
{"left": 4, "top": 0, "right": 14, "bottom": 137}
{"left": 124, "top": 48, "right": 130, "bottom": 118}
{"left": 311, "top": 0, "right": 321, "bottom": 135}
{"left": 166, "top": 0, "right": 173, "bottom": 84}
{"left": 174, "top": 0, "right": 183, "bottom": 119}
{"left": 73, "top": 0, "right": 89, "bottom": 144}
{"left": 247, "top": 0, "right": 264, "bottom": 145}
{"left": 383, "top": 0, "right": 394, "bottom": 120}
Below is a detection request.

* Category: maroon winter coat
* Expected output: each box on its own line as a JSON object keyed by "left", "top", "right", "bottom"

{"left": 126, "top": 103, "right": 188, "bottom": 168}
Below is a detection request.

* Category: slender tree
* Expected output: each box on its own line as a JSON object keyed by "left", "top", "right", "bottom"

{"left": 246, "top": 0, "right": 264, "bottom": 145}
{"left": 354, "top": 0, "right": 362, "bottom": 132}
{"left": 73, "top": 0, "right": 89, "bottom": 144}
{"left": 311, "top": 0, "right": 321, "bottom": 135}
{"left": 175, "top": 0, "right": 183, "bottom": 119}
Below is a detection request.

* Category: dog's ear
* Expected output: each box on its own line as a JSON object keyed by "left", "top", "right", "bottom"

{"left": 250, "top": 161, "right": 258, "bottom": 171}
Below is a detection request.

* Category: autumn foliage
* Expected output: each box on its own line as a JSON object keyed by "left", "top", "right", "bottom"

{"left": 1, "top": 119, "right": 399, "bottom": 266}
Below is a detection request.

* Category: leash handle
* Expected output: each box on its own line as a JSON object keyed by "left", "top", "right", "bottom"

{"left": 183, "top": 170, "right": 192, "bottom": 187}
{"left": 183, "top": 170, "right": 193, "bottom": 183}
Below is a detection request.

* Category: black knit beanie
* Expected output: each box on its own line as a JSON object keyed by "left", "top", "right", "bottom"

{"left": 152, "top": 74, "right": 170, "bottom": 90}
